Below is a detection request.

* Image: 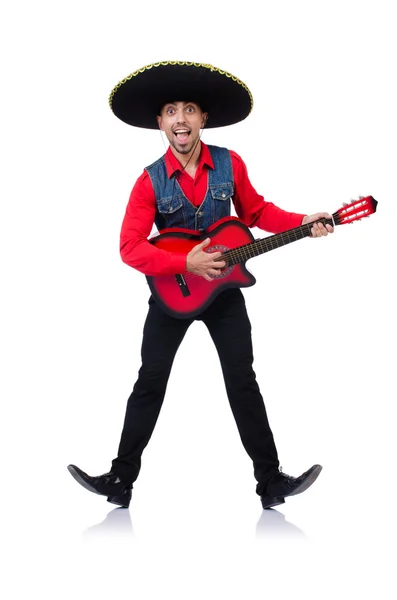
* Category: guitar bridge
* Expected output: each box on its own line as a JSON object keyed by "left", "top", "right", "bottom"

{"left": 175, "top": 274, "right": 191, "bottom": 297}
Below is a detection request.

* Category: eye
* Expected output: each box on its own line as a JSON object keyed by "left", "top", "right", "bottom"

{"left": 166, "top": 107, "right": 175, "bottom": 115}
{"left": 186, "top": 106, "right": 195, "bottom": 114}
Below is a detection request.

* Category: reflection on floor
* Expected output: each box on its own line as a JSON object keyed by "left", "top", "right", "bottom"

{"left": 81, "top": 505, "right": 306, "bottom": 541}
{"left": 256, "top": 507, "right": 306, "bottom": 539}
{"left": 82, "top": 507, "right": 134, "bottom": 539}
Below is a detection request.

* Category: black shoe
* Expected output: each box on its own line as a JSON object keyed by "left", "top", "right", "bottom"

{"left": 260, "top": 464, "right": 322, "bottom": 510}
{"left": 67, "top": 464, "right": 132, "bottom": 508}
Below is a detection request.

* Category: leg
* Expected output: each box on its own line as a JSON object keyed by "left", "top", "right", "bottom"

{"left": 111, "top": 297, "right": 193, "bottom": 484}
{"left": 200, "top": 289, "right": 279, "bottom": 495}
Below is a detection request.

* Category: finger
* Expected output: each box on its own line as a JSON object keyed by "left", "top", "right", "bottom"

{"left": 203, "top": 272, "right": 215, "bottom": 281}
{"left": 197, "top": 238, "right": 211, "bottom": 250}
{"left": 211, "top": 260, "right": 226, "bottom": 268}
{"left": 206, "top": 250, "right": 223, "bottom": 259}
{"left": 190, "top": 238, "right": 210, "bottom": 256}
{"left": 312, "top": 223, "right": 323, "bottom": 237}
{"left": 205, "top": 269, "right": 221, "bottom": 280}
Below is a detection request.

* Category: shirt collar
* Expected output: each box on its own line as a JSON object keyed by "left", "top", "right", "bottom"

{"left": 164, "top": 141, "right": 214, "bottom": 178}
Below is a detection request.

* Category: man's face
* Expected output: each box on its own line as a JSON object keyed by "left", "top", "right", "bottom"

{"left": 157, "top": 101, "right": 208, "bottom": 156}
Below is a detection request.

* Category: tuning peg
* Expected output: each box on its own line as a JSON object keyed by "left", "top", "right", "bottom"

{"left": 343, "top": 202, "right": 349, "bottom": 206}
{"left": 358, "top": 196, "right": 364, "bottom": 199}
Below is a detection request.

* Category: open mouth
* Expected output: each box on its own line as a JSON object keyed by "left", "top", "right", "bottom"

{"left": 173, "top": 128, "right": 191, "bottom": 144}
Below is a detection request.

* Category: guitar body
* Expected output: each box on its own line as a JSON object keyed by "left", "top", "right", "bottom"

{"left": 147, "top": 217, "right": 256, "bottom": 319}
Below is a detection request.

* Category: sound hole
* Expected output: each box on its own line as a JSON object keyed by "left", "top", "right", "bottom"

{"left": 205, "top": 245, "right": 234, "bottom": 279}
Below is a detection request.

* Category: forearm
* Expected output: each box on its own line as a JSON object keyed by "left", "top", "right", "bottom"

{"left": 120, "top": 175, "right": 186, "bottom": 276}
{"left": 120, "top": 231, "right": 186, "bottom": 276}
{"left": 250, "top": 202, "right": 304, "bottom": 233}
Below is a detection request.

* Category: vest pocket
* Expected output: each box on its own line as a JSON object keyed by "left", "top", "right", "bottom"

{"left": 210, "top": 183, "right": 234, "bottom": 202}
{"left": 157, "top": 195, "right": 184, "bottom": 214}
{"left": 210, "top": 183, "right": 233, "bottom": 223}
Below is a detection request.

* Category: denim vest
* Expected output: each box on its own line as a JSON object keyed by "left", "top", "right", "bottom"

{"left": 145, "top": 144, "right": 234, "bottom": 232}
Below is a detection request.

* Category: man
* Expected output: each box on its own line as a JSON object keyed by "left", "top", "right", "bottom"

{"left": 68, "top": 61, "right": 333, "bottom": 510}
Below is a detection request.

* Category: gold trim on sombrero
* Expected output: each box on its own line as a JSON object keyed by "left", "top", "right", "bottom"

{"left": 108, "top": 60, "right": 254, "bottom": 114}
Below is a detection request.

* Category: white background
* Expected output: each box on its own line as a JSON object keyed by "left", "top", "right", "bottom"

{"left": 1, "top": 1, "right": 396, "bottom": 598}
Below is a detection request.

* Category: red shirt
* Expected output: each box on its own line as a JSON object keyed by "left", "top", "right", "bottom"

{"left": 120, "top": 142, "right": 304, "bottom": 276}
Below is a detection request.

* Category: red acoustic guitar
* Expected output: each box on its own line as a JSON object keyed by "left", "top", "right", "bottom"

{"left": 147, "top": 195, "right": 378, "bottom": 319}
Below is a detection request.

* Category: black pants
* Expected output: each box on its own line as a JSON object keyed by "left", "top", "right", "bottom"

{"left": 111, "top": 289, "right": 279, "bottom": 495}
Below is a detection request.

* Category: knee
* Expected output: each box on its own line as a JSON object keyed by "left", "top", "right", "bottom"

{"left": 138, "top": 360, "right": 173, "bottom": 385}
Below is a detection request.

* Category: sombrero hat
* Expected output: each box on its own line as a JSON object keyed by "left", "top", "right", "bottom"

{"left": 109, "top": 61, "right": 253, "bottom": 129}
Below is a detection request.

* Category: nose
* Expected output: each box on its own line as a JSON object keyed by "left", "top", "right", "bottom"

{"left": 175, "top": 107, "right": 186, "bottom": 122}
{"left": 176, "top": 108, "right": 185, "bottom": 123}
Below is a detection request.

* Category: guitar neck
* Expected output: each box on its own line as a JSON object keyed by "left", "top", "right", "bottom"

{"left": 223, "top": 216, "right": 335, "bottom": 266}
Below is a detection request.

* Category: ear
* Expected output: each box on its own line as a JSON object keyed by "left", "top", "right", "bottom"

{"left": 156, "top": 115, "right": 163, "bottom": 130}
{"left": 201, "top": 113, "right": 209, "bottom": 128}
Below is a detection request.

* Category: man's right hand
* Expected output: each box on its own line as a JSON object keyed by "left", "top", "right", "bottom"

{"left": 186, "top": 238, "right": 226, "bottom": 281}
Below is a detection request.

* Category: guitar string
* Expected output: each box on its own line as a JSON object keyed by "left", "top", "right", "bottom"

{"left": 180, "top": 222, "right": 325, "bottom": 281}
{"left": 212, "top": 218, "right": 336, "bottom": 266}
{"left": 177, "top": 210, "right": 370, "bottom": 282}
{"left": 206, "top": 202, "right": 373, "bottom": 267}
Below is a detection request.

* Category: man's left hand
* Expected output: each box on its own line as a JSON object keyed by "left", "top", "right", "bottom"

{"left": 302, "top": 213, "right": 334, "bottom": 237}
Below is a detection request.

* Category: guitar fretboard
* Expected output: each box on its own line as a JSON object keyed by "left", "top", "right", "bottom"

{"left": 218, "top": 217, "right": 335, "bottom": 266}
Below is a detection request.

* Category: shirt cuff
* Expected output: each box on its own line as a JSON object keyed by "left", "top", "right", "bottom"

{"left": 169, "top": 253, "right": 187, "bottom": 274}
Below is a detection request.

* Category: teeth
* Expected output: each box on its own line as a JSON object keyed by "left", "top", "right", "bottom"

{"left": 175, "top": 129, "right": 189, "bottom": 134}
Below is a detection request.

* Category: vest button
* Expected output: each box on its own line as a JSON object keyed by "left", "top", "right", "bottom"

{"left": 221, "top": 192, "right": 226, "bottom": 198}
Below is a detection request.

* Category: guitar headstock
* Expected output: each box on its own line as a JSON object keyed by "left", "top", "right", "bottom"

{"left": 333, "top": 196, "right": 378, "bottom": 226}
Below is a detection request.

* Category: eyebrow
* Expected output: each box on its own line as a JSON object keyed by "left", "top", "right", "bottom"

{"left": 163, "top": 101, "right": 198, "bottom": 108}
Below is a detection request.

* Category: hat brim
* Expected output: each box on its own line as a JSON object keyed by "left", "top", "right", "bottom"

{"left": 109, "top": 61, "right": 253, "bottom": 129}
